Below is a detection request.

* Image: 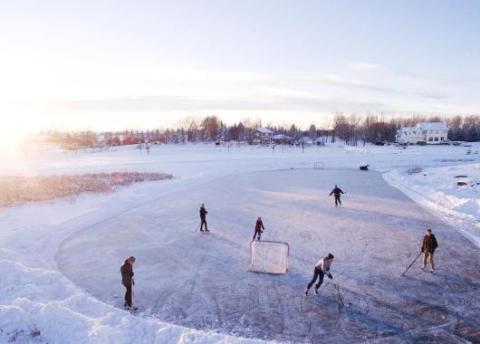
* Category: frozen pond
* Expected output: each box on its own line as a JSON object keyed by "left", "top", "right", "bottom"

{"left": 57, "top": 169, "right": 480, "bottom": 343}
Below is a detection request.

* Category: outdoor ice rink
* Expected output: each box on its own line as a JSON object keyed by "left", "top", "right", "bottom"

{"left": 57, "top": 167, "right": 480, "bottom": 343}
{"left": 2, "top": 144, "right": 480, "bottom": 343}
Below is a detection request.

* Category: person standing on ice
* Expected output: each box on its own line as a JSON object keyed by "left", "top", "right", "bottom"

{"left": 199, "top": 203, "right": 209, "bottom": 232}
{"left": 329, "top": 185, "right": 344, "bottom": 207}
{"left": 305, "top": 253, "right": 334, "bottom": 296}
{"left": 421, "top": 229, "right": 438, "bottom": 271}
{"left": 252, "top": 217, "right": 265, "bottom": 241}
{"left": 120, "top": 256, "right": 136, "bottom": 310}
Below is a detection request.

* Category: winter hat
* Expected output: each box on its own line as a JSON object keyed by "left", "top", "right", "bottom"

{"left": 128, "top": 256, "right": 136, "bottom": 263}
{"left": 327, "top": 253, "right": 334, "bottom": 259}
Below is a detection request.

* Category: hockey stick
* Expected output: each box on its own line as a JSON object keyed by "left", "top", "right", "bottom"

{"left": 400, "top": 252, "right": 422, "bottom": 276}
{"left": 192, "top": 223, "right": 201, "bottom": 233}
{"left": 333, "top": 281, "right": 344, "bottom": 307}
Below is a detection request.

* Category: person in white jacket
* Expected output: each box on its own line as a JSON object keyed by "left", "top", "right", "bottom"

{"left": 304, "top": 253, "right": 334, "bottom": 296}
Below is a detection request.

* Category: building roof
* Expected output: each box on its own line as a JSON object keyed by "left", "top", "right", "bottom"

{"left": 257, "top": 127, "right": 274, "bottom": 134}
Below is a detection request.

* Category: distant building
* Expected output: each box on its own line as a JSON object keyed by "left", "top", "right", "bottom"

{"left": 396, "top": 122, "right": 449, "bottom": 145}
{"left": 299, "top": 136, "right": 314, "bottom": 145}
{"left": 255, "top": 128, "right": 274, "bottom": 145}
{"left": 272, "top": 134, "right": 292, "bottom": 145}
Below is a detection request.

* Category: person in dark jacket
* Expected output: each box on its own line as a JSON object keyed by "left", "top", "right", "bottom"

{"left": 305, "top": 253, "right": 334, "bottom": 296}
{"left": 421, "top": 229, "right": 438, "bottom": 271}
{"left": 199, "top": 203, "right": 209, "bottom": 232}
{"left": 120, "top": 256, "right": 136, "bottom": 309}
{"left": 329, "top": 185, "right": 345, "bottom": 207}
{"left": 252, "top": 217, "right": 265, "bottom": 241}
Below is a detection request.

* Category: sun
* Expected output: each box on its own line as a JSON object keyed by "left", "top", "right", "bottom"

{"left": 0, "top": 128, "right": 26, "bottom": 156}
{"left": 0, "top": 111, "right": 32, "bottom": 156}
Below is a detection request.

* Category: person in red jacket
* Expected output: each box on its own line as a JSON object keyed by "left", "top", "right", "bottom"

{"left": 252, "top": 217, "right": 265, "bottom": 241}
{"left": 120, "top": 256, "right": 136, "bottom": 310}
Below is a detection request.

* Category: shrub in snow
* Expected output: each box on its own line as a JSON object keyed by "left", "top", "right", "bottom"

{"left": 0, "top": 172, "right": 173, "bottom": 207}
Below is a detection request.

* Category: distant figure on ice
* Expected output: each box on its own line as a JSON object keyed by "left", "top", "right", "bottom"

{"left": 329, "top": 185, "right": 344, "bottom": 207}
{"left": 305, "top": 253, "right": 334, "bottom": 296}
{"left": 120, "top": 256, "right": 136, "bottom": 310}
{"left": 199, "top": 203, "right": 209, "bottom": 232}
{"left": 421, "top": 229, "right": 438, "bottom": 271}
{"left": 252, "top": 217, "right": 265, "bottom": 241}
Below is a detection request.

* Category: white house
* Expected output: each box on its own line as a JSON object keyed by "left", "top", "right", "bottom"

{"left": 255, "top": 128, "right": 274, "bottom": 144}
{"left": 396, "top": 122, "right": 449, "bottom": 145}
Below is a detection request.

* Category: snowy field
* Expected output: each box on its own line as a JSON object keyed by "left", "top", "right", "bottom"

{"left": 1, "top": 143, "right": 480, "bottom": 343}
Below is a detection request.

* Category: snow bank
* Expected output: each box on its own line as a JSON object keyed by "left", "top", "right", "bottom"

{"left": 384, "top": 164, "right": 480, "bottom": 248}
{"left": 0, "top": 238, "right": 264, "bottom": 344}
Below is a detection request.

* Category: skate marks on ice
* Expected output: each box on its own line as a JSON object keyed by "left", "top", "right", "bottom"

{"left": 57, "top": 169, "right": 480, "bottom": 343}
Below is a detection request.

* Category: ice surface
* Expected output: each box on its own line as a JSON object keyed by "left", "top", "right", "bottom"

{"left": 57, "top": 169, "right": 480, "bottom": 343}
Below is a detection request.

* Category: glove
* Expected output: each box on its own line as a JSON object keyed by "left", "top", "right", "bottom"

{"left": 327, "top": 273, "right": 333, "bottom": 279}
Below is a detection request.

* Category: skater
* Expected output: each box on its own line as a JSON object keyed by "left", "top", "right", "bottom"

{"left": 329, "top": 185, "right": 344, "bottom": 207}
{"left": 120, "top": 256, "right": 136, "bottom": 310}
{"left": 199, "top": 203, "right": 209, "bottom": 232}
{"left": 305, "top": 253, "right": 334, "bottom": 296}
{"left": 421, "top": 229, "right": 438, "bottom": 271}
{"left": 252, "top": 217, "right": 265, "bottom": 241}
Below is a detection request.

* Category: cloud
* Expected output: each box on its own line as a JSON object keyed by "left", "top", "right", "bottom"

{"left": 282, "top": 74, "right": 447, "bottom": 99}
{"left": 348, "top": 62, "right": 385, "bottom": 71}
{"left": 44, "top": 94, "right": 389, "bottom": 114}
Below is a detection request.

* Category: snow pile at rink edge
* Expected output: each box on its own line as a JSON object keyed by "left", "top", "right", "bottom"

{"left": 0, "top": 248, "right": 266, "bottom": 343}
{"left": 384, "top": 166, "right": 480, "bottom": 249}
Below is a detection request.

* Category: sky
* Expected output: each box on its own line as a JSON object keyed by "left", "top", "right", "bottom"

{"left": 0, "top": 0, "right": 479, "bottom": 138}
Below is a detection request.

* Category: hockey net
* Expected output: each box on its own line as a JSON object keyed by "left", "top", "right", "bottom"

{"left": 249, "top": 240, "right": 289, "bottom": 274}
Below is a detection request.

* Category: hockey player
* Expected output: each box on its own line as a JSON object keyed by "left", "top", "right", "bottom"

{"left": 199, "top": 203, "right": 209, "bottom": 232}
{"left": 329, "top": 185, "right": 345, "bottom": 207}
{"left": 421, "top": 229, "right": 438, "bottom": 271}
{"left": 252, "top": 217, "right": 265, "bottom": 241}
{"left": 305, "top": 253, "right": 334, "bottom": 296}
{"left": 120, "top": 256, "right": 136, "bottom": 310}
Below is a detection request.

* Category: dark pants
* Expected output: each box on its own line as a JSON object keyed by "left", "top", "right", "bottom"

{"left": 123, "top": 282, "right": 132, "bottom": 307}
{"left": 200, "top": 218, "right": 208, "bottom": 231}
{"left": 252, "top": 229, "right": 262, "bottom": 241}
{"left": 423, "top": 251, "right": 435, "bottom": 269}
{"left": 307, "top": 267, "right": 325, "bottom": 291}
{"left": 334, "top": 195, "right": 341, "bottom": 206}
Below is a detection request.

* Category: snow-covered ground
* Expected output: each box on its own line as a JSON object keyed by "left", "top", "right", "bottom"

{"left": 385, "top": 164, "right": 480, "bottom": 248}
{"left": 1, "top": 143, "right": 480, "bottom": 343}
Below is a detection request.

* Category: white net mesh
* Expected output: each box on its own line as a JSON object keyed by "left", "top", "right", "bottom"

{"left": 249, "top": 240, "right": 289, "bottom": 274}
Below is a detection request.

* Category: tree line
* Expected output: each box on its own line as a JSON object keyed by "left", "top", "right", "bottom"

{"left": 41, "top": 114, "right": 480, "bottom": 149}
{"left": 333, "top": 114, "right": 480, "bottom": 145}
